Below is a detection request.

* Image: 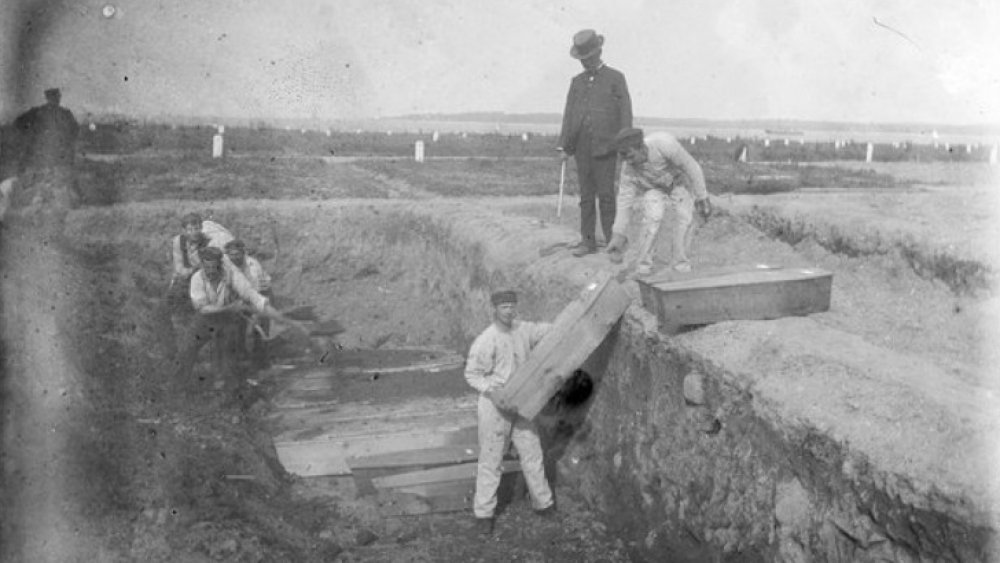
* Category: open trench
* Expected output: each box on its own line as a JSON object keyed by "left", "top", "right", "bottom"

{"left": 7, "top": 198, "right": 998, "bottom": 562}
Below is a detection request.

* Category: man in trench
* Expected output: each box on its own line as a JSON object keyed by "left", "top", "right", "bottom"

{"left": 464, "top": 290, "right": 556, "bottom": 536}
{"left": 173, "top": 247, "right": 305, "bottom": 388}
{"left": 605, "top": 127, "right": 713, "bottom": 276}
{"left": 223, "top": 238, "right": 273, "bottom": 369}
{"left": 167, "top": 212, "right": 235, "bottom": 332}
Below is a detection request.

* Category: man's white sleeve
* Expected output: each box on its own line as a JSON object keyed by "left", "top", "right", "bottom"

{"left": 464, "top": 333, "right": 494, "bottom": 393}
{"left": 229, "top": 268, "right": 269, "bottom": 312}
{"left": 612, "top": 166, "right": 638, "bottom": 236}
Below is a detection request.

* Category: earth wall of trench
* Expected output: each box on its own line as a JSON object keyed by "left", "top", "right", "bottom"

{"left": 396, "top": 200, "right": 1000, "bottom": 562}
{"left": 66, "top": 199, "right": 1000, "bottom": 562}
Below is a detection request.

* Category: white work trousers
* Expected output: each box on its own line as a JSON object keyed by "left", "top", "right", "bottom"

{"left": 473, "top": 395, "right": 553, "bottom": 518}
{"left": 631, "top": 187, "right": 695, "bottom": 270}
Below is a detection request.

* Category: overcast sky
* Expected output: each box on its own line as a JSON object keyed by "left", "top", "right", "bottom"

{"left": 2, "top": 0, "right": 998, "bottom": 125}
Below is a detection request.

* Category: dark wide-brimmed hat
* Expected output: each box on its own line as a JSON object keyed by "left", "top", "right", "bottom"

{"left": 570, "top": 29, "right": 604, "bottom": 60}
{"left": 613, "top": 127, "right": 645, "bottom": 152}
{"left": 490, "top": 290, "right": 518, "bottom": 306}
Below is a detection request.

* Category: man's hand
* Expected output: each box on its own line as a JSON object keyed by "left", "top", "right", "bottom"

{"left": 606, "top": 233, "right": 628, "bottom": 254}
{"left": 556, "top": 147, "right": 570, "bottom": 162}
{"left": 695, "top": 197, "right": 713, "bottom": 221}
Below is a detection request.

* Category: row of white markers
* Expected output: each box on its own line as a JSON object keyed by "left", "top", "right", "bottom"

{"left": 191, "top": 124, "right": 1000, "bottom": 165}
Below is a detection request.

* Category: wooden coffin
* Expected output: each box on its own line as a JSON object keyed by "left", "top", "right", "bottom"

{"left": 493, "top": 272, "right": 632, "bottom": 420}
{"left": 636, "top": 264, "right": 832, "bottom": 333}
{"left": 268, "top": 347, "right": 477, "bottom": 477}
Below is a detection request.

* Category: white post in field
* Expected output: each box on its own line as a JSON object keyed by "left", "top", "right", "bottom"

{"left": 326, "top": 129, "right": 332, "bottom": 137}
{"left": 414, "top": 140, "right": 425, "bottom": 163}
{"left": 432, "top": 131, "right": 440, "bottom": 142}
{"left": 522, "top": 133, "right": 529, "bottom": 142}
{"left": 212, "top": 133, "right": 224, "bottom": 158}
{"left": 990, "top": 144, "right": 998, "bottom": 165}
{"left": 764, "top": 139, "right": 770, "bottom": 147}
{"left": 865, "top": 143, "right": 874, "bottom": 163}
{"left": 784, "top": 138, "right": 789, "bottom": 146}
{"left": 689, "top": 136, "right": 696, "bottom": 145}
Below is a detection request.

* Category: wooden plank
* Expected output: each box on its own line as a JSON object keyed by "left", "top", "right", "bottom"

{"left": 347, "top": 445, "right": 480, "bottom": 470}
{"left": 375, "top": 489, "right": 472, "bottom": 516}
{"left": 374, "top": 467, "right": 524, "bottom": 516}
{"left": 372, "top": 460, "right": 521, "bottom": 489}
{"left": 271, "top": 366, "right": 470, "bottom": 409}
{"left": 274, "top": 424, "right": 478, "bottom": 477}
{"left": 493, "top": 272, "right": 632, "bottom": 420}
{"left": 270, "top": 399, "right": 477, "bottom": 442}
{"left": 639, "top": 263, "right": 782, "bottom": 285}
{"left": 636, "top": 265, "right": 832, "bottom": 332}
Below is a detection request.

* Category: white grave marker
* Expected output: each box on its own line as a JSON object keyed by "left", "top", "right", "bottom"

{"left": 212, "top": 134, "right": 224, "bottom": 158}
{"left": 414, "top": 140, "right": 425, "bottom": 162}
{"left": 865, "top": 143, "right": 874, "bottom": 163}
{"left": 432, "top": 131, "right": 440, "bottom": 142}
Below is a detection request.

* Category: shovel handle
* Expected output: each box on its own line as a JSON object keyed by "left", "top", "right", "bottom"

{"left": 557, "top": 160, "right": 566, "bottom": 218}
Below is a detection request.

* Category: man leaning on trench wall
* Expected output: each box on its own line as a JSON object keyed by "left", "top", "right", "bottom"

{"left": 557, "top": 29, "right": 633, "bottom": 257}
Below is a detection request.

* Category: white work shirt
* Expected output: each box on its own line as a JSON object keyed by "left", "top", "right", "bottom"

{"left": 189, "top": 266, "right": 268, "bottom": 314}
{"left": 464, "top": 320, "right": 552, "bottom": 394}
{"left": 619, "top": 132, "right": 707, "bottom": 200}
{"left": 171, "top": 220, "right": 235, "bottom": 276}
{"left": 234, "top": 255, "right": 271, "bottom": 293}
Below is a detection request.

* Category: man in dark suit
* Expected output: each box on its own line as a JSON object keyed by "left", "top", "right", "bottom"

{"left": 14, "top": 88, "right": 79, "bottom": 173}
{"left": 558, "top": 30, "right": 633, "bottom": 257}
{"left": 11, "top": 88, "right": 80, "bottom": 215}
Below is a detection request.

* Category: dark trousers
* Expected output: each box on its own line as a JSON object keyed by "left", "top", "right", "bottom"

{"left": 574, "top": 135, "right": 618, "bottom": 247}
{"left": 172, "top": 311, "right": 243, "bottom": 385}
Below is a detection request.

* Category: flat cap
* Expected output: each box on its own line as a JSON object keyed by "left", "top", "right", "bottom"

{"left": 199, "top": 246, "right": 224, "bottom": 262}
{"left": 613, "top": 127, "right": 644, "bottom": 151}
{"left": 490, "top": 290, "right": 518, "bottom": 306}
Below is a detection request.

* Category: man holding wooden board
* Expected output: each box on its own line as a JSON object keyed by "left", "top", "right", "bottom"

{"left": 464, "top": 289, "right": 556, "bottom": 535}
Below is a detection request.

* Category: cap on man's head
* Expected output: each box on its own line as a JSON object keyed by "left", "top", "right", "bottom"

{"left": 44, "top": 88, "right": 61, "bottom": 99}
{"left": 613, "top": 127, "right": 645, "bottom": 152}
{"left": 570, "top": 29, "right": 604, "bottom": 60}
{"left": 199, "top": 246, "right": 224, "bottom": 263}
{"left": 181, "top": 212, "right": 203, "bottom": 227}
{"left": 224, "top": 239, "right": 246, "bottom": 252}
{"left": 490, "top": 289, "right": 518, "bottom": 306}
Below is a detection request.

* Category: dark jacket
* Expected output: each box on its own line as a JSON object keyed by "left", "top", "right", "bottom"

{"left": 13, "top": 103, "right": 79, "bottom": 170}
{"left": 559, "top": 65, "right": 633, "bottom": 158}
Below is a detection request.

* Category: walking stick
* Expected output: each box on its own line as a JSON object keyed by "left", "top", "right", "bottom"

{"left": 556, "top": 159, "right": 566, "bottom": 218}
